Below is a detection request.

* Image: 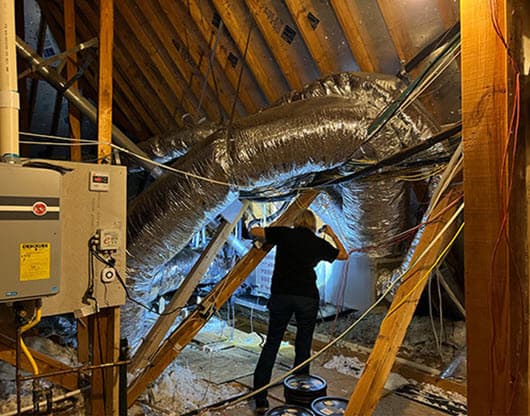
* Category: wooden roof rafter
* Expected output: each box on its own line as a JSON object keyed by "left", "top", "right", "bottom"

{"left": 114, "top": 2, "right": 209, "bottom": 125}
{"left": 129, "top": 1, "right": 228, "bottom": 123}
{"left": 210, "top": 0, "right": 290, "bottom": 103}
{"left": 37, "top": 1, "right": 153, "bottom": 137}
{"left": 154, "top": 0, "right": 247, "bottom": 120}
{"left": 284, "top": 0, "right": 354, "bottom": 76}
{"left": 243, "top": 0, "right": 319, "bottom": 90}
{"left": 180, "top": 0, "right": 268, "bottom": 113}
{"left": 329, "top": 0, "right": 379, "bottom": 73}
{"left": 75, "top": 0, "right": 181, "bottom": 135}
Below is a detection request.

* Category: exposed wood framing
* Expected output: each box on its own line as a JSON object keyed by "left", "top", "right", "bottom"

{"left": 243, "top": 0, "right": 318, "bottom": 89}
{"left": 436, "top": 0, "right": 460, "bottom": 29}
{"left": 109, "top": 3, "right": 191, "bottom": 126}
{"left": 127, "top": 191, "right": 319, "bottom": 405}
{"left": 130, "top": 202, "right": 248, "bottom": 373}
{"left": 210, "top": 0, "right": 289, "bottom": 102}
{"left": 97, "top": 0, "right": 113, "bottom": 162}
{"left": 329, "top": 0, "right": 378, "bottom": 72}
{"left": 180, "top": 0, "right": 268, "bottom": 113}
{"left": 64, "top": 0, "right": 81, "bottom": 161}
{"left": 149, "top": 0, "right": 244, "bottom": 120}
{"left": 0, "top": 332, "right": 78, "bottom": 391}
{"left": 90, "top": 307, "right": 120, "bottom": 416}
{"left": 345, "top": 188, "right": 462, "bottom": 415}
{"left": 375, "top": 0, "right": 417, "bottom": 63}
{"left": 284, "top": 0, "right": 344, "bottom": 76}
{"left": 129, "top": 2, "right": 223, "bottom": 121}
{"left": 462, "top": 0, "right": 529, "bottom": 414}
{"left": 72, "top": 1, "right": 163, "bottom": 135}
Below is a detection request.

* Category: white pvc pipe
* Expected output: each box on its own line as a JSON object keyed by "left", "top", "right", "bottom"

{"left": 0, "top": 0, "right": 19, "bottom": 161}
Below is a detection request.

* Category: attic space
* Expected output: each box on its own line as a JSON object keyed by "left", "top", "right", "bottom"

{"left": 0, "top": 0, "right": 528, "bottom": 415}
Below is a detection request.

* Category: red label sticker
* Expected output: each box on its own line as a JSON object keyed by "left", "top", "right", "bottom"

{"left": 32, "top": 201, "right": 48, "bottom": 216}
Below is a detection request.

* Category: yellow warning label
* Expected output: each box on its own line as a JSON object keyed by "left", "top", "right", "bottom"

{"left": 20, "top": 242, "right": 51, "bottom": 281}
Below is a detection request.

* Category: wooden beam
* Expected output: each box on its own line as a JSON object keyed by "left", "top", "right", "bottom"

{"left": 130, "top": 202, "right": 248, "bottom": 373}
{"left": 329, "top": 0, "right": 378, "bottom": 72}
{"left": 243, "top": 0, "right": 318, "bottom": 89}
{"left": 156, "top": 0, "right": 248, "bottom": 119}
{"left": 376, "top": 0, "right": 448, "bottom": 64}
{"left": 135, "top": 1, "right": 233, "bottom": 121}
{"left": 128, "top": 191, "right": 319, "bottom": 405}
{"left": 90, "top": 307, "right": 120, "bottom": 416}
{"left": 462, "top": 0, "right": 529, "bottom": 414}
{"left": 179, "top": 0, "right": 268, "bottom": 113}
{"left": 436, "top": 0, "right": 459, "bottom": 29}
{"left": 117, "top": 2, "right": 213, "bottom": 123}
{"left": 210, "top": 0, "right": 289, "bottom": 102}
{"left": 97, "top": 0, "right": 113, "bottom": 163}
{"left": 284, "top": 0, "right": 348, "bottom": 76}
{"left": 81, "top": 0, "right": 179, "bottom": 134}
{"left": 64, "top": 0, "right": 81, "bottom": 161}
{"left": 0, "top": 333, "right": 78, "bottom": 391}
{"left": 345, "top": 189, "right": 462, "bottom": 416}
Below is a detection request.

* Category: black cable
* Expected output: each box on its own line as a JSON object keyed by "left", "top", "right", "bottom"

{"left": 87, "top": 237, "right": 186, "bottom": 317}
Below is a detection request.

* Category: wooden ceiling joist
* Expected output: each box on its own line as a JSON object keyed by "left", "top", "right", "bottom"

{"left": 154, "top": 0, "right": 247, "bottom": 120}
{"left": 284, "top": 0, "right": 347, "bottom": 76}
{"left": 329, "top": 0, "right": 379, "bottom": 73}
{"left": 180, "top": 0, "right": 268, "bottom": 113}
{"left": 210, "top": 0, "right": 290, "bottom": 103}
{"left": 243, "top": 0, "right": 319, "bottom": 90}
{"left": 114, "top": 2, "right": 209, "bottom": 124}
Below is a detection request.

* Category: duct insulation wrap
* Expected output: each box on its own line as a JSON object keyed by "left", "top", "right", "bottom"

{"left": 127, "top": 122, "right": 218, "bottom": 170}
{"left": 125, "top": 72, "right": 439, "bottom": 343}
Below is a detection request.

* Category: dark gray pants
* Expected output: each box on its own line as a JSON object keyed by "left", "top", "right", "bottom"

{"left": 253, "top": 294, "right": 319, "bottom": 401}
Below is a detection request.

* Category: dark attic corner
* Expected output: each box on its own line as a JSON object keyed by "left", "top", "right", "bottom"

{"left": 0, "top": 0, "right": 528, "bottom": 415}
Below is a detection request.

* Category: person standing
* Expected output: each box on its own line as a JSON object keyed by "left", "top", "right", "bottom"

{"left": 248, "top": 209, "right": 348, "bottom": 413}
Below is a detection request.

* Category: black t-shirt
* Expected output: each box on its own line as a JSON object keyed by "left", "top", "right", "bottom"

{"left": 265, "top": 226, "right": 339, "bottom": 299}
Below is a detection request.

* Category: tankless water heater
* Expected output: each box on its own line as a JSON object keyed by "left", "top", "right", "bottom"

{"left": 0, "top": 164, "right": 61, "bottom": 302}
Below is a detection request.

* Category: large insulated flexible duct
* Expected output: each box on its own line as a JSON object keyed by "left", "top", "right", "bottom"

{"left": 127, "top": 73, "right": 436, "bottom": 280}
{"left": 123, "top": 72, "right": 438, "bottom": 343}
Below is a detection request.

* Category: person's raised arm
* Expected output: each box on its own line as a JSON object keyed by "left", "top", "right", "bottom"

{"left": 249, "top": 226, "right": 266, "bottom": 242}
{"left": 322, "top": 225, "right": 349, "bottom": 260}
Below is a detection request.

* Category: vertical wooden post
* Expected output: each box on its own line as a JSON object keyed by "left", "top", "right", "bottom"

{"left": 91, "top": 307, "right": 120, "bottom": 416}
{"left": 64, "top": 0, "right": 81, "bottom": 161}
{"left": 462, "top": 0, "right": 529, "bottom": 415}
{"left": 97, "top": 0, "right": 113, "bottom": 163}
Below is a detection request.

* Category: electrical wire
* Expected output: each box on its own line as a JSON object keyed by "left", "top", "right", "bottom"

{"left": 206, "top": 201, "right": 464, "bottom": 412}
{"left": 87, "top": 238, "right": 186, "bottom": 317}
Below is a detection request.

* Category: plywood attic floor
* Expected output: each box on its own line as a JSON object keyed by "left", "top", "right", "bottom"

{"left": 132, "top": 318, "right": 464, "bottom": 415}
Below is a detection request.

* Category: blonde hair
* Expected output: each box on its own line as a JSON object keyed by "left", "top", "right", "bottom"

{"left": 293, "top": 209, "right": 316, "bottom": 232}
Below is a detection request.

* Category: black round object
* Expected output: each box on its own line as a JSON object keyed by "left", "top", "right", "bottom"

{"left": 265, "top": 405, "right": 316, "bottom": 416}
{"left": 310, "top": 396, "right": 348, "bottom": 416}
{"left": 283, "top": 374, "right": 327, "bottom": 406}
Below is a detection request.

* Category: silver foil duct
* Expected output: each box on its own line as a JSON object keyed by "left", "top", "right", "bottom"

{"left": 125, "top": 73, "right": 439, "bottom": 342}
{"left": 137, "top": 122, "right": 218, "bottom": 164}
